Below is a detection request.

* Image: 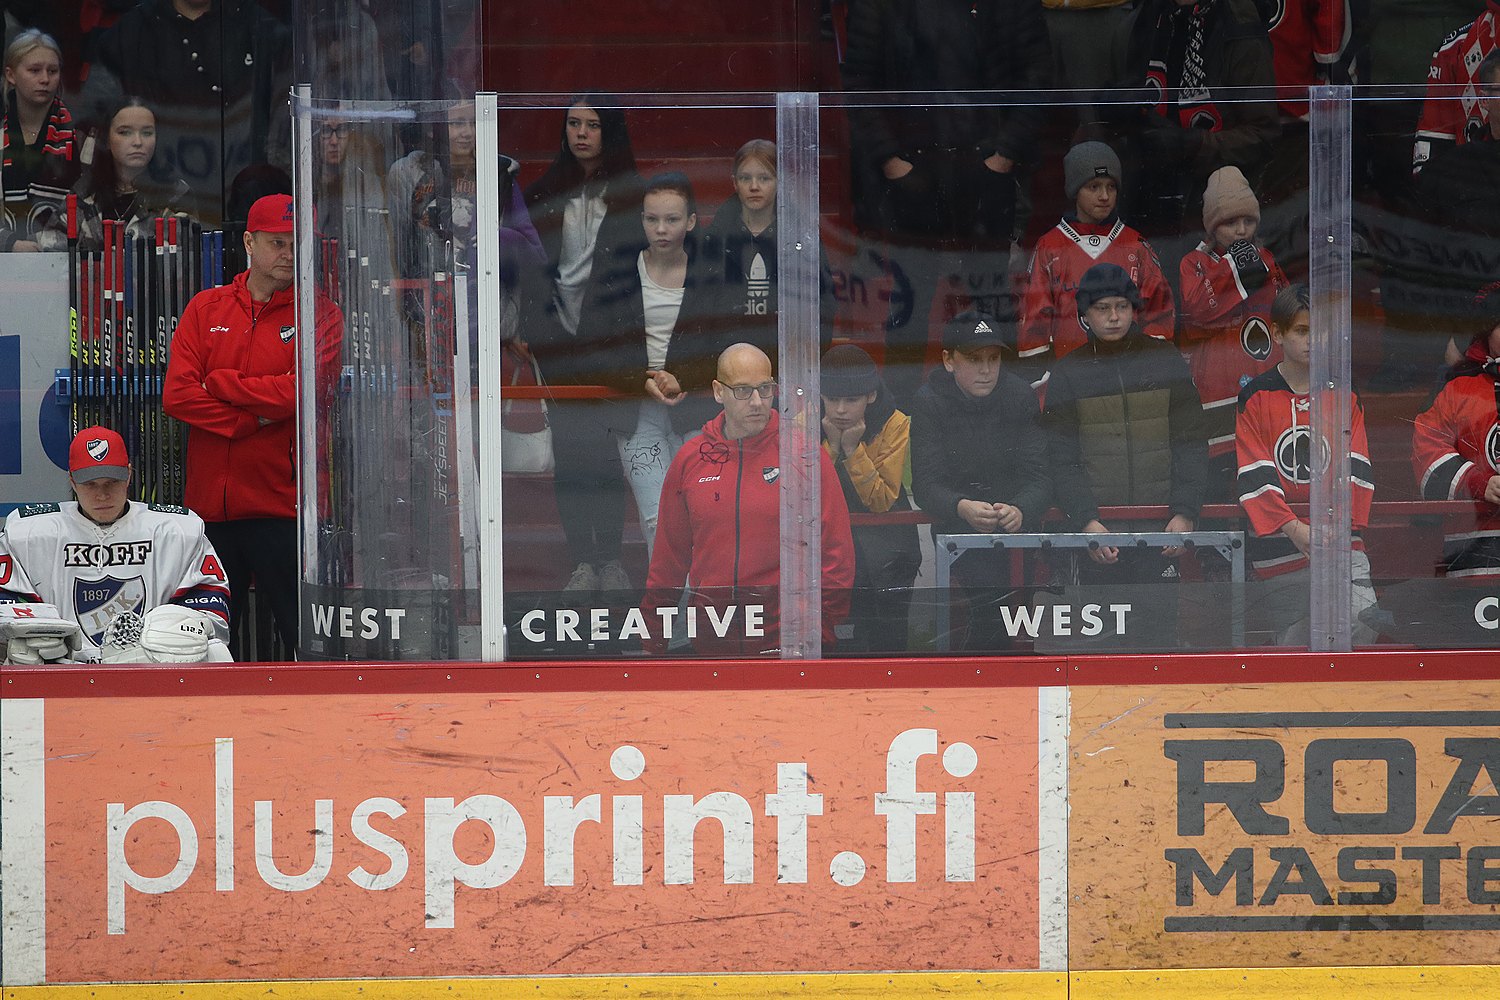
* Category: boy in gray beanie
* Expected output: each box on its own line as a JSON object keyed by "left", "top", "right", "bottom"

{"left": 1019, "top": 141, "right": 1176, "bottom": 387}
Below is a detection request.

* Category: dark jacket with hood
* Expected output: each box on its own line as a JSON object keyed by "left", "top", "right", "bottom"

{"left": 1043, "top": 322, "right": 1208, "bottom": 525}
{"left": 523, "top": 170, "right": 647, "bottom": 426}
{"left": 694, "top": 193, "right": 836, "bottom": 373}
{"left": 910, "top": 365, "right": 1052, "bottom": 537}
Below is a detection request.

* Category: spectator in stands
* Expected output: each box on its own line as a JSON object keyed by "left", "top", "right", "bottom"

{"left": 696, "top": 138, "right": 833, "bottom": 374}
{"left": 1117, "top": 0, "right": 1279, "bottom": 242}
{"left": 1019, "top": 141, "right": 1176, "bottom": 385}
{"left": 163, "top": 194, "right": 343, "bottom": 657}
{"left": 641, "top": 342, "right": 854, "bottom": 656}
{"left": 1179, "top": 166, "right": 1289, "bottom": 496}
{"left": 523, "top": 96, "right": 645, "bottom": 596}
{"left": 1413, "top": 0, "right": 1500, "bottom": 174}
{"left": 1411, "top": 280, "right": 1500, "bottom": 579}
{"left": 1043, "top": 263, "right": 1207, "bottom": 585}
{"left": 1041, "top": 0, "right": 1144, "bottom": 128}
{"left": 1, "top": 29, "right": 77, "bottom": 252}
{"left": 1417, "top": 50, "right": 1500, "bottom": 367}
{"left": 1236, "top": 284, "right": 1379, "bottom": 645}
{"left": 841, "top": 0, "right": 1052, "bottom": 408}
{"left": 910, "top": 310, "right": 1051, "bottom": 650}
{"left": 820, "top": 343, "right": 921, "bottom": 653}
{"left": 388, "top": 94, "right": 542, "bottom": 375}
{"left": 606, "top": 171, "right": 721, "bottom": 555}
{"left": 86, "top": 0, "right": 292, "bottom": 226}
{"left": 38, "top": 97, "right": 186, "bottom": 253}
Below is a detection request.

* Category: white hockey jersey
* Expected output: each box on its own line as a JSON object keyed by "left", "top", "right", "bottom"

{"left": 0, "top": 501, "right": 231, "bottom": 658}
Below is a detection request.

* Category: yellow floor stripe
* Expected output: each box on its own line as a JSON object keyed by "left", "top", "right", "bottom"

{"left": 1, "top": 972, "right": 1067, "bottom": 1000}
{"left": 7, "top": 968, "right": 1498, "bottom": 1000}
{"left": 1070, "top": 966, "right": 1500, "bottom": 999}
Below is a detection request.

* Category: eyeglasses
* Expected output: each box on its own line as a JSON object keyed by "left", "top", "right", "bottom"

{"left": 723, "top": 381, "right": 777, "bottom": 400}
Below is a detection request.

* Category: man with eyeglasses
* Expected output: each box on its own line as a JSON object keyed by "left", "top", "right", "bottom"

{"left": 640, "top": 343, "right": 854, "bottom": 655}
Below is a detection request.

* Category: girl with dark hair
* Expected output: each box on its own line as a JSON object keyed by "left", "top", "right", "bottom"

{"left": 1, "top": 29, "right": 78, "bottom": 251}
{"left": 38, "top": 97, "right": 185, "bottom": 253}
{"left": 523, "top": 96, "right": 646, "bottom": 595}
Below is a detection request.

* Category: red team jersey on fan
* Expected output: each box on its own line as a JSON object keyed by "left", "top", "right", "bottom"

{"left": 1412, "top": 353, "right": 1500, "bottom": 577}
{"left": 1236, "top": 368, "right": 1373, "bottom": 578}
{"left": 1019, "top": 218, "right": 1176, "bottom": 366}
{"left": 1179, "top": 241, "right": 1289, "bottom": 456}
{"left": 1413, "top": 1, "right": 1500, "bottom": 172}
{"left": 1268, "top": 0, "right": 1358, "bottom": 121}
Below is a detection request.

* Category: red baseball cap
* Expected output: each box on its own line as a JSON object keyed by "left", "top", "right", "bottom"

{"left": 69, "top": 427, "right": 130, "bottom": 483}
{"left": 247, "top": 193, "right": 295, "bottom": 233}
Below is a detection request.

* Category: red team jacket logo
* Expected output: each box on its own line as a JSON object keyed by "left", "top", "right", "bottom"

{"left": 1275, "top": 426, "right": 1331, "bottom": 485}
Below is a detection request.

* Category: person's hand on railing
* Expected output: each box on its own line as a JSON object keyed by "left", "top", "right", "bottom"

{"left": 1162, "top": 513, "right": 1195, "bottom": 558}
{"left": 1282, "top": 519, "right": 1311, "bottom": 556}
{"left": 645, "top": 369, "right": 684, "bottom": 405}
{"left": 993, "top": 501, "right": 1023, "bottom": 533}
{"left": 1082, "top": 519, "right": 1119, "bottom": 564}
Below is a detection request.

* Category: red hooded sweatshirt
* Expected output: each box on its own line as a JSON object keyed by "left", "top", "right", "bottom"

{"left": 641, "top": 409, "right": 855, "bottom": 655}
{"left": 164, "top": 271, "right": 343, "bottom": 521}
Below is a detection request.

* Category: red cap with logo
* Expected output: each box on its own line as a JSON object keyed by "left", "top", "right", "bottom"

{"left": 69, "top": 426, "right": 130, "bottom": 483}
{"left": 246, "top": 193, "right": 295, "bottom": 233}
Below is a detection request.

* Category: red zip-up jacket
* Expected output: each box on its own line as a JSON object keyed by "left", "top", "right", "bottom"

{"left": 1412, "top": 337, "right": 1500, "bottom": 577}
{"left": 641, "top": 410, "right": 855, "bottom": 655}
{"left": 164, "top": 271, "right": 343, "bottom": 521}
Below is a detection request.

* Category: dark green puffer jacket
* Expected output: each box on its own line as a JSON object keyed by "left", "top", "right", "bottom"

{"left": 1043, "top": 325, "right": 1208, "bottom": 525}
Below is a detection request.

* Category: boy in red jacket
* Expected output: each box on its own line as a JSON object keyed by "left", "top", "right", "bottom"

{"left": 1180, "top": 166, "right": 1289, "bottom": 495}
{"left": 1236, "top": 284, "right": 1377, "bottom": 645}
{"left": 1412, "top": 282, "right": 1500, "bottom": 579}
{"left": 1019, "top": 141, "right": 1175, "bottom": 386}
{"left": 163, "top": 195, "right": 343, "bottom": 656}
{"left": 641, "top": 343, "right": 854, "bottom": 656}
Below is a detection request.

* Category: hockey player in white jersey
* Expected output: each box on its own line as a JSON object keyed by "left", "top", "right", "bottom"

{"left": 0, "top": 427, "right": 233, "bottom": 664}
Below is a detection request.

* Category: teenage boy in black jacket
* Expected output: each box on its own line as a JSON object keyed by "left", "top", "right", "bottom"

{"left": 910, "top": 310, "right": 1051, "bottom": 649}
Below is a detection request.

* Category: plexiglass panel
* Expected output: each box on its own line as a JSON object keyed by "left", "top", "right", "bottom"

{"left": 1346, "top": 85, "right": 1500, "bottom": 650}
{"left": 819, "top": 86, "right": 1311, "bottom": 655}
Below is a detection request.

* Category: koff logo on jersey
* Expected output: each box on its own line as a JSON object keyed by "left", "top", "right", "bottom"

{"left": 64, "top": 540, "right": 153, "bottom": 568}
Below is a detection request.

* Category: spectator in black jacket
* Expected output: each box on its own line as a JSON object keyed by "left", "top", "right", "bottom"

{"left": 842, "top": 0, "right": 1052, "bottom": 408}
{"left": 910, "top": 310, "right": 1051, "bottom": 649}
{"left": 523, "top": 96, "right": 646, "bottom": 596}
{"left": 1043, "top": 263, "right": 1208, "bottom": 586}
{"left": 1116, "top": 0, "right": 1279, "bottom": 250}
{"left": 85, "top": 0, "right": 291, "bottom": 225}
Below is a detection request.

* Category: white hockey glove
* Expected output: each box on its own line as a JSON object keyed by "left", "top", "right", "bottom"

{"left": 102, "top": 606, "right": 234, "bottom": 664}
{"left": 0, "top": 603, "right": 84, "bottom": 665}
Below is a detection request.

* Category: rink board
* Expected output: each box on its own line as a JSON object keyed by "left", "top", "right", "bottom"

{"left": 2, "top": 655, "right": 1498, "bottom": 991}
{"left": 0, "top": 684, "right": 1056, "bottom": 984}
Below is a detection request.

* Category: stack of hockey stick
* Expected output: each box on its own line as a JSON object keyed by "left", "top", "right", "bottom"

{"left": 66, "top": 197, "right": 224, "bottom": 505}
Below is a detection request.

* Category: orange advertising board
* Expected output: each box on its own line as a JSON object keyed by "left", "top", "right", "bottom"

{"left": 2, "top": 687, "right": 1054, "bottom": 984}
{"left": 1068, "top": 680, "right": 1500, "bottom": 970}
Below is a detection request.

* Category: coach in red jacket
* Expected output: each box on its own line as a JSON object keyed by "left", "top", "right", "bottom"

{"left": 164, "top": 194, "right": 343, "bottom": 656}
{"left": 640, "top": 343, "right": 855, "bottom": 656}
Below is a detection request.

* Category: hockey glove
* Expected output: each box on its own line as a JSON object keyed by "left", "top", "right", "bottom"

{"left": 102, "top": 606, "right": 234, "bottom": 664}
{"left": 0, "top": 603, "right": 83, "bottom": 664}
{"left": 1227, "top": 239, "right": 1270, "bottom": 291}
